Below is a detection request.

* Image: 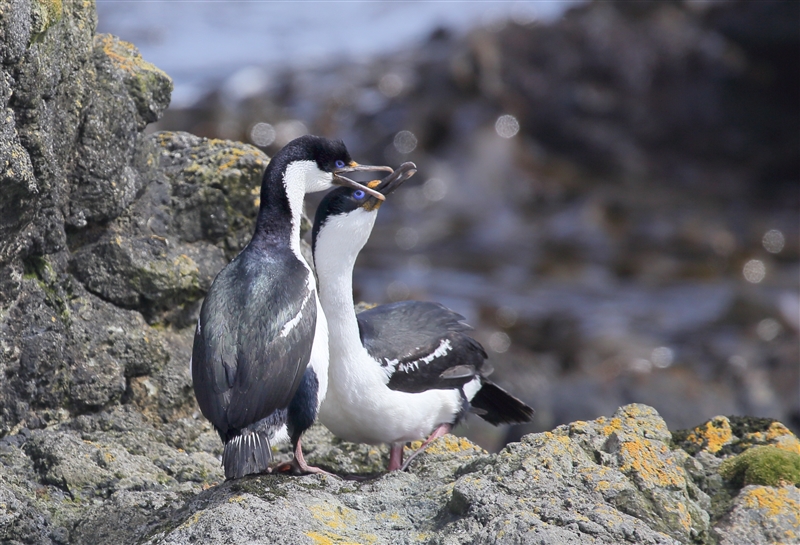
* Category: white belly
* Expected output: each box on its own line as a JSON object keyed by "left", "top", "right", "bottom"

{"left": 307, "top": 293, "right": 329, "bottom": 410}
{"left": 319, "top": 350, "right": 461, "bottom": 445}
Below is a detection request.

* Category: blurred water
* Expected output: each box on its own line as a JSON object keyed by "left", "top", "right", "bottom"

{"left": 96, "top": 1, "right": 576, "bottom": 107}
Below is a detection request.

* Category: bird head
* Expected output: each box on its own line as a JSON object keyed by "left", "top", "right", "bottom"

{"left": 275, "top": 135, "right": 392, "bottom": 198}
{"left": 312, "top": 162, "right": 417, "bottom": 270}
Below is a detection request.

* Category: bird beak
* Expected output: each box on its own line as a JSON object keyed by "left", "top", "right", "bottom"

{"left": 333, "top": 162, "right": 394, "bottom": 201}
{"left": 359, "top": 162, "right": 417, "bottom": 211}
{"left": 337, "top": 162, "right": 395, "bottom": 175}
{"left": 374, "top": 162, "right": 417, "bottom": 197}
{"left": 333, "top": 175, "right": 387, "bottom": 201}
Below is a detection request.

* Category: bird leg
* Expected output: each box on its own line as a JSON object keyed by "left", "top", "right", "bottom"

{"left": 387, "top": 444, "right": 405, "bottom": 471}
{"left": 399, "top": 423, "right": 452, "bottom": 472}
{"left": 273, "top": 436, "right": 333, "bottom": 476}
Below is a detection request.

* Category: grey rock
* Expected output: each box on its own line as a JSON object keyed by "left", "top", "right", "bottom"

{"left": 714, "top": 484, "right": 800, "bottom": 545}
{"left": 142, "top": 405, "right": 701, "bottom": 545}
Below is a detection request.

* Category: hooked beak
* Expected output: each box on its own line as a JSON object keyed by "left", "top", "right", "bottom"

{"left": 334, "top": 161, "right": 394, "bottom": 201}
{"left": 374, "top": 161, "right": 417, "bottom": 197}
{"left": 359, "top": 162, "right": 417, "bottom": 210}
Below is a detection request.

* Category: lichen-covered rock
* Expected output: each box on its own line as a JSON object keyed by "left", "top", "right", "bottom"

{"left": 714, "top": 485, "right": 800, "bottom": 545}
{"left": 0, "top": 405, "right": 223, "bottom": 545}
{"left": 0, "top": 0, "right": 177, "bottom": 435}
{"left": 0, "top": 0, "right": 271, "bottom": 437}
{"left": 673, "top": 414, "right": 800, "bottom": 544}
{"left": 69, "top": 132, "right": 266, "bottom": 324}
{"left": 140, "top": 405, "right": 703, "bottom": 544}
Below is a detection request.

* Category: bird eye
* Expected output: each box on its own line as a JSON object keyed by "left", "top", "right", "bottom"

{"left": 335, "top": 159, "right": 346, "bottom": 169}
{"left": 353, "top": 190, "right": 366, "bottom": 200}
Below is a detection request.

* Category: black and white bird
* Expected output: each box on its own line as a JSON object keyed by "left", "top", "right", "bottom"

{"left": 191, "top": 135, "right": 392, "bottom": 479}
{"left": 312, "top": 163, "right": 534, "bottom": 471}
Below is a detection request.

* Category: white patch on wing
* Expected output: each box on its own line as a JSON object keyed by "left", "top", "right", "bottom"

{"left": 397, "top": 339, "right": 453, "bottom": 374}
{"left": 279, "top": 286, "right": 313, "bottom": 338}
{"left": 462, "top": 376, "right": 482, "bottom": 401}
{"left": 382, "top": 357, "right": 399, "bottom": 370}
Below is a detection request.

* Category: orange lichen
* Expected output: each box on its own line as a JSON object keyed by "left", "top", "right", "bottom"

{"left": 684, "top": 416, "right": 733, "bottom": 454}
{"left": 308, "top": 503, "right": 357, "bottom": 531}
{"left": 218, "top": 147, "right": 251, "bottom": 171}
{"left": 407, "top": 434, "right": 482, "bottom": 457}
{"left": 96, "top": 34, "right": 168, "bottom": 79}
{"left": 602, "top": 418, "right": 623, "bottom": 436}
{"left": 741, "top": 486, "right": 800, "bottom": 522}
{"left": 619, "top": 439, "right": 684, "bottom": 488}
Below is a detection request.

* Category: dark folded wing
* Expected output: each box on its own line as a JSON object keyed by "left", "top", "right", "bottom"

{"left": 357, "top": 301, "right": 487, "bottom": 394}
{"left": 192, "top": 248, "right": 316, "bottom": 437}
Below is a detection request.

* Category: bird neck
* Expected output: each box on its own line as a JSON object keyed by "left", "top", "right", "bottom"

{"left": 314, "top": 212, "right": 376, "bottom": 355}
{"left": 251, "top": 164, "right": 308, "bottom": 256}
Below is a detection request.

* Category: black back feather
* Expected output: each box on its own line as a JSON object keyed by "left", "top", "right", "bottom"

{"left": 357, "top": 301, "right": 487, "bottom": 393}
{"left": 192, "top": 243, "right": 315, "bottom": 440}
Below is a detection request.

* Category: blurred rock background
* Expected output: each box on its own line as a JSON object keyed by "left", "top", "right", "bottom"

{"left": 97, "top": 0, "right": 799, "bottom": 451}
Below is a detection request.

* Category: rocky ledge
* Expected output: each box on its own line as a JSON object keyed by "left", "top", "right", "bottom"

{"left": 2, "top": 403, "right": 799, "bottom": 544}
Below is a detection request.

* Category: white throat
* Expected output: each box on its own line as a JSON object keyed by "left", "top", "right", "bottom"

{"left": 283, "top": 160, "right": 334, "bottom": 261}
{"left": 314, "top": 210, "right": 376, "bottom": 350}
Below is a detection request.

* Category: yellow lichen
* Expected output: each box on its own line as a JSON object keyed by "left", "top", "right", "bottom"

{"left": 97, "top": 34, "right": 169, "bottom": 80}
{"left": 31, "top": 0, "right": 63, "bottom": 35}
{"left": 663, "top": 501, "right": 693, "bottom": 532}
{"left": 741, "top": 486, "right": 800, "bottom": 522}
{"left": 602, "top": 418, "right": 623, "bottom": 436}
{"left": 305, "top": 531, "right": 369, "bottom": 545}
{"left": 619, "top": 439, "right": 684, "bottom": 488}
{"left": 767, "top": 422, "right": 794, "bottom": 441}
{"left": 218, "top": 147, "right": 251, "bottom": 171}
{"left": 684, "top": 416, "right": 733, "bottom": 454}
{"left": 178, "top": 512, "right": 201, "bottom": 530}
{"left": 308, "top": 503, "right": 357, "bottom": 531}
{"left": 406, "top": 434, "right": 482, "bottom": 457}
{"left": 763, "top": 423, "right": 800, "bottom": 455}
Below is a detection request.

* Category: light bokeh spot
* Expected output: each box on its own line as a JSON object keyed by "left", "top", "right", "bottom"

{"left": 274, "top": 120, "right": 308, "bottom": 147}
{"left": 762, "top": 229, "right": 785, "bottom": 254}
{"left": 250, "top": 122, "right": 276, "bottom": 147}
{"left": 378, "top": 73, "right": 404, "bottom": 98}
{"left": 651, "top": 347, "right": 674, "bottom": 368}
{"left": 756, "top": 318, "right": 782, "bottom": 342}
{"left": 495, "top": 114, "right": 520, "bottom": 138}
{"left": 395, "top": 227, "right": 419, "bottom": 250}
{"left": 742, "top": 259, "right": 766, "bottom": 283}
{"left": 423, "top": 178, "right": 447, "bottom": 202}
{"left": 496, "top": 306, "right": 518, "bottom": 328}
{"left": 488, "top": 331, "right": 511, "bottom": 353}
{"left": 393, "top": 130, "right": 418, "bottom": 154}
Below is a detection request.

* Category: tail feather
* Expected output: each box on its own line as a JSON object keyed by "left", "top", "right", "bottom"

{"left": 469, "top": 381, "right": 534, "bottom": 426}
{"left": 223, "top": 430, "right": 272, "bottom": 480}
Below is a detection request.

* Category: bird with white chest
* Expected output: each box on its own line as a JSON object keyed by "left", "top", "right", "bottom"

{"left": 191, "top": 135, "right": 392, "bottom": 479}
{"left": 313, "top": 163, "right": 534, "bottom": 471}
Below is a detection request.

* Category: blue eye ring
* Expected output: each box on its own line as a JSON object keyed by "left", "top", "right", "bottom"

{"left": 335, "top": 159, "right": 346, "bottom": 169}
{"left": 353, "top": 189, "right": 366, "bottom": 200}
